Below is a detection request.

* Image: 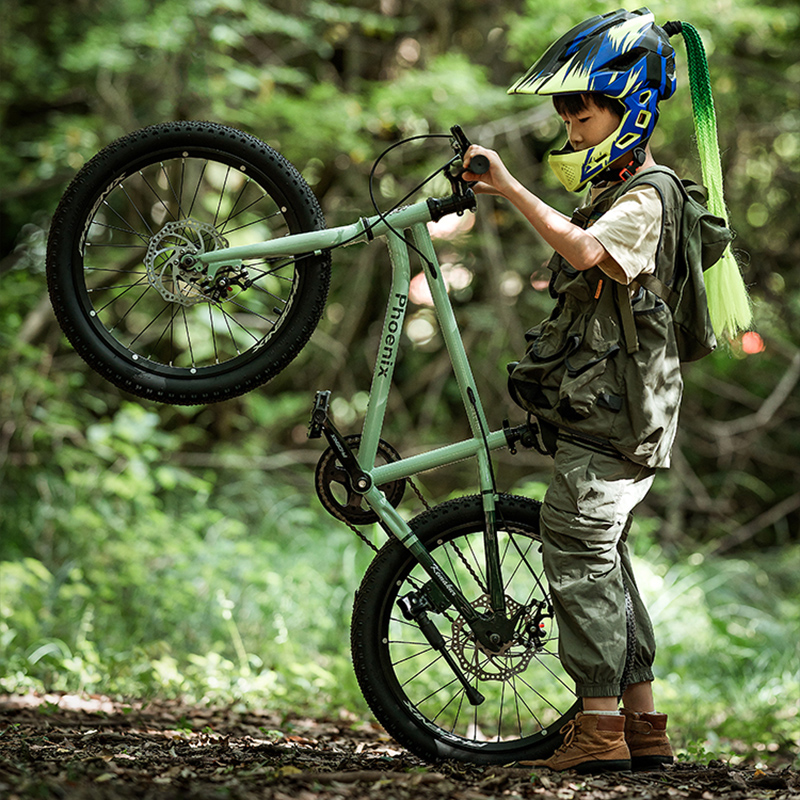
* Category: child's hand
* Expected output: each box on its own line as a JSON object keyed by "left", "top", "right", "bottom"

{"left": 463, "top": 145, "right": 517, "bottom": 197}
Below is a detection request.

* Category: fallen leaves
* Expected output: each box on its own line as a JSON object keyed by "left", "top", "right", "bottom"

{"left": 0, "top": 693, "right": 797, "bottom": 800}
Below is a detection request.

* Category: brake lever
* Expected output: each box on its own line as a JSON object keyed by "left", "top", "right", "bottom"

{"left": 450, "top": 124, "right": 490, "bottom": 179}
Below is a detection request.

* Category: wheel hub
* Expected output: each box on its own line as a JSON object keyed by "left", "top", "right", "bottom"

{"left": 450, "top": 595, "right": 543, "bottom": 681}
{"left": 145, "top": 219, "right": 246, "bottom": 306}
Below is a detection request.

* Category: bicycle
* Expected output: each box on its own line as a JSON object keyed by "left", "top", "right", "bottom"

{"left": 46, "top": 120, "right": 580, "bottom": 765}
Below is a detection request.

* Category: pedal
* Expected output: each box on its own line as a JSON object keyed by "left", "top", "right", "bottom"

{"left": 307, "top": 390, "right": 331, "bottom": 439}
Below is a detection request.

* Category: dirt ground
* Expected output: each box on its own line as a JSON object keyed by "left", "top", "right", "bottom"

{"left": 0, "top": 693, "right": 797, "bottom": 800}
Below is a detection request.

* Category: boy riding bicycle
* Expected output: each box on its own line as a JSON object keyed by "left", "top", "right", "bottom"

{"left": 464, "top": 8, "right": 749, "bottom": 773}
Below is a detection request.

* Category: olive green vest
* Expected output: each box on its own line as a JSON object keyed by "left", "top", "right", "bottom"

{"left": 508, "top": 167, "right": 688, "bottom": 469}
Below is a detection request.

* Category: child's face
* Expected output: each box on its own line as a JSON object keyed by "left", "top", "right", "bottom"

{"left": 559, "top": 100, "right": 621, "bottom": 152}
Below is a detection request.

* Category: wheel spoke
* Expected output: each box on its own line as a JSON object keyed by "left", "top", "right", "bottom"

{"left": 185, "top": 159, "right": 207, "bottom": 220}
{"left": 138, "top": 166, "right": 180, "bottom": 226}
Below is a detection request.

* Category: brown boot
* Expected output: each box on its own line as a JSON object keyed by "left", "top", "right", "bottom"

{"left": 521, "top": 712, "right": 631, "bottom": 774}
{"left": 621, "top": 709, "right": 674, "bottom": 770}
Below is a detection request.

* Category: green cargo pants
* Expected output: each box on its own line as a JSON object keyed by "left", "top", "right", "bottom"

{"left": 539, "top": 439, "right": 658, "bottom": 698}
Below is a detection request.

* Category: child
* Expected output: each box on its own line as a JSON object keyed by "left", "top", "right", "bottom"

{"left": 463, "top": 8, "right": 750, "bottom": 773}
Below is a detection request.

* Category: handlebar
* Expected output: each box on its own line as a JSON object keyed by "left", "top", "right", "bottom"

{"left": 427, "top": 192, "right": 477, "bottom": 222}
{"left": 435, "top": 124, "right": 487, "bottom": 206}
{"left": 468, "top": 154, "right": 490, "bottom": 175}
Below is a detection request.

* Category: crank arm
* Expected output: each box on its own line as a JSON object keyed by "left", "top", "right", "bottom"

{"left": 399, "top": 597, "right": 484, "bottom": 706}
{"left": 308, "top": 390, "right": 372, "bottom": 493}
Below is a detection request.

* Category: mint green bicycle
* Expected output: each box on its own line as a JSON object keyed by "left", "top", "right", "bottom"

{"left": 46, "top": 121, "right": 579, "bottom": 764}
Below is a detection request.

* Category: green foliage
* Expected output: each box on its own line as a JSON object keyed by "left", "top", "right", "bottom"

{"left": 628, "top": 532, "right": 800, "bottom": 759}
{"left": 0, "top": 400, "right": 371, "bottom": 711}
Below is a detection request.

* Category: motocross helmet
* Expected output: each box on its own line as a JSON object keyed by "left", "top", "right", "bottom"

{"left": 509, "top": 8, "right": 676, "bottom": 191}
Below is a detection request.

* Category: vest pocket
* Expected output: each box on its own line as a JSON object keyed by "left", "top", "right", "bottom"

{"left": 558, "top": 344, "right": 620, "bottom": 419}
{"left": 508, "top": 328, "right": 579, "bottom": 411}
{"left": 551, "top": 262, "right": 594, "bottom": 303}
{"left": 556, "top": 314, "right": 621, "bottom": 420}
{"left": 509, "top": 309, "right": 621, "bottom": 419}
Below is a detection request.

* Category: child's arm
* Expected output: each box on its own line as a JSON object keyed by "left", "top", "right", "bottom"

{"left": 464, "top": 145, "right": 613, "bottom": 274}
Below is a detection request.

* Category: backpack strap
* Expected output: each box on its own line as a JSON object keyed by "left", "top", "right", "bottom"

{"left": 607, "top": 167, "right": 684, "bottom": 354}
{"left": 615, "top": 282, "right": 640, "bottom": 355}
{"left": 575, "top": 168, "right": 684, "bottom": 356}
{"left": 638, "top": 272, "right": 677, "bottom": 308}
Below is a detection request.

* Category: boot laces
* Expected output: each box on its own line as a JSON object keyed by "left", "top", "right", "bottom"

{"left": 553, "top": 717, "right": 581, "bottom": 753}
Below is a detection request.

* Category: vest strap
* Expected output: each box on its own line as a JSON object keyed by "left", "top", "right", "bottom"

{"left": 638, "top": 272, "right": 677, "bottom": 308}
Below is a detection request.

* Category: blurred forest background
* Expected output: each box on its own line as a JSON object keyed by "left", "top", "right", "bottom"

{"left": 1, "top": 0, "right": 798, "bottom": 761}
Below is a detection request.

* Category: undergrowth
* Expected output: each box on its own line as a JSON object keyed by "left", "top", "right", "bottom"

{"left": 1, "top": 405, "right": 798, "bottom": 766}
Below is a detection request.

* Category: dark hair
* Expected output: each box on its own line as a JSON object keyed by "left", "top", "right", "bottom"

{"left": 552, "top": 92, "right": 624, "bottom": 118}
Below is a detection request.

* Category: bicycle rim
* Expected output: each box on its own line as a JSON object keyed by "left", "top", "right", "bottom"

{"left": 48, "top": 122, "right": 330, "bottom": 403}
{"left": 352, "top": 494, "right": 578, "bottom": 763}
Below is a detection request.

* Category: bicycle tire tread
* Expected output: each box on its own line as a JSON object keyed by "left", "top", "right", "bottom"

{"left": 46, "top": 121, "right": 331, "bottom": 405}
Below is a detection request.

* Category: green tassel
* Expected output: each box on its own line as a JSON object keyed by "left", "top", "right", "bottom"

{"left": 680, "top": 22, "right": 752, "bottom": 338}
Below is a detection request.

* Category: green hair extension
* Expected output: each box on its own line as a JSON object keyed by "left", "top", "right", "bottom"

{"left": 677, "top": 22, "right": 752, "bottom": 338}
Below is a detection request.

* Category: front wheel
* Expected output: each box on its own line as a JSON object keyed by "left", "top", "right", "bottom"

{"left": 46, "top": 121, "right": 331, "bottom": 405}
{"left": 351, "top": 494, "right": 579, "bottom": 764}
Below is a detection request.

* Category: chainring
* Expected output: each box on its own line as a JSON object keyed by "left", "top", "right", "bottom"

{"left": 315, "top": 435, "right": 406, "bottom": 525}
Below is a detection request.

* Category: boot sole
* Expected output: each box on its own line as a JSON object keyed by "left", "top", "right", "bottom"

{"left": 573, "top": 759, "right": 632, "bottom": 775}
{"left": 631, "top": 755, "right": 674, "bottom": 771}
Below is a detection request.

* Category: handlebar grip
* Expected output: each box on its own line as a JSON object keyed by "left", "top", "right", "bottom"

{"left": 467, "top": 154, "right": 490, "bottom": 175}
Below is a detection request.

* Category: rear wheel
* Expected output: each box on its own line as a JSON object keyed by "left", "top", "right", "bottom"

{"left": 46, "top": 121, "right": 331, "bottom": 404}
{"left": 351, "top": 494, "right": 579, "bottom": 764}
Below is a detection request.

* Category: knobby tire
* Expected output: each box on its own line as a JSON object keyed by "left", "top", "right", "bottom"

{"left": 351, "top": 494, "right": 579, "bottom": 765}
{"left": 46, "top": 121, "right": 331, "bottom": 405}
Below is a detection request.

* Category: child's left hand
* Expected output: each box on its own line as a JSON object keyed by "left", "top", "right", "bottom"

{"left": 463, "top": 145, "right": 518, "bottom": 198}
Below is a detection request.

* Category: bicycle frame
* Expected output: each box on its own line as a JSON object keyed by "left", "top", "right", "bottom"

{"left": 200, "top": 194, "right": 520, "bottom": 620}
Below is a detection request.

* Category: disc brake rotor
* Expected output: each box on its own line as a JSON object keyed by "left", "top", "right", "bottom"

{"left": 450, "top": 595, "right": 539, "bottom": 681}
{"left": 145, "top": 218, "right": 241, "bottom": 306}
{"left": 315, "top": 435, "right": 406, "bottom": 525}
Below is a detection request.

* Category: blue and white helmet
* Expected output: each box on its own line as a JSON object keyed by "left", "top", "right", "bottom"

{"left": 509, "top": 8, "right": 677, "bottom": 191}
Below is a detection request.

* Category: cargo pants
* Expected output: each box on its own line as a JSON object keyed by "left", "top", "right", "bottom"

{"left": 539, "top": 439, "right": 658, "bottom": 698}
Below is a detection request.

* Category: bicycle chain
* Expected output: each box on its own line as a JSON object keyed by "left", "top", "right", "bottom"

{"left": 395, "top": 475, "right": 489, "bottom": 596}
{"left": 407, "top": 476, "right": 431, "bottom": 512}
{"left": 340, "top": 485, "right": 545, "bottom": 665}
{"left": 338, "top": 475, "right": 430, "bottom": 555}
{"left": 333, "top": 468, "right": 506, "bottom": 654}
{"left": 342, "top": 516, "right": 379, "bottom": 553}
{"left": 341, "top": 475, "right": 490, "bottom": 601}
